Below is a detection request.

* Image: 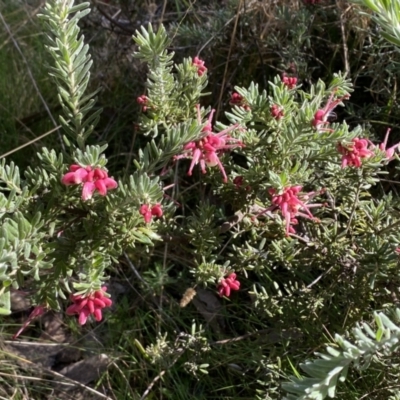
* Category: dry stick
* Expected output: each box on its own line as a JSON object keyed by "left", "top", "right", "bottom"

{"left": 159, "top": 0, "right": 168, "bottom": 24}
{"left": 0, "top": 125, "right": 62, "bottom": 160}
{"left": 339, "top": 5, "right": 351, "bottom": 78}
{"left": 140, "top": 370, "right": 166, "bottom": 400}
{"left": 93, "top": 0, "right": 134, "bottom": 34}
{"left": 0, "top": 12, "right": 64, "bottom": 151}
{"left": 215, "top": 0, "right": 243, "bottom": 121}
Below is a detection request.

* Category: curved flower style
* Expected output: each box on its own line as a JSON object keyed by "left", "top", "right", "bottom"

{"left": 62, "top": 165, "right": 118, "bottom": 201}
{"left": 66, "top": 287, "right": 112, "bottom": 325}
{"left": 255, "top": 186, "right": 322, "bottom": 236}
{"left": 12, "top": 305, "right": 46, "bottom": 340}
{"left": 218, "top": 273, "right": 240, "bottom": 297}
{"left": 337, "top": 138, "right": 374, "bottom": 168}
{"left": 175, "top": 105, "right": 244, "bottom": 183}
{"left": 378, "top": 128, "right": 400, "bottom": 160}
{"left": 312, "top": 90, "right": 350, "bottom": 131}
{"left": 270, "top": 186, "right": 320, "bottom": 235}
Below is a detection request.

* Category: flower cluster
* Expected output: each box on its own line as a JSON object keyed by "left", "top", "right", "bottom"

{"left": 337, "top": 129, "right": 400, "bottom": 169}
{"left": 337, "top": 138, "right": 374, "bottom": 168}
{"left": 175, "top": 105, "right": 244, "bottom": 183}
{"left": 229, "top": 92, "right": 250, "bottom": 111}
{"left": 271, "top": 104, "right": 284, "bottom": 120}
{"left": 61, "top": 165, "right": 118, "bottom": 201}
{"left": 218, "top": 273, "right": 240, "bottom": 297}
{"left": 282, "top": 75, "right": 298, "bottom": 89}
{"left": 140, "top": 203, "right": 163, "bottom": 223}
{"left": 137, "top": 94, "right": 149, "bottom": 112}
{"left": 312, "top": 91, "right": 350, "bottom": 131}
{"left": 257, "top": 186, "right": 321, "bottom": 235}
{"left": 193, "top": 56, "right": 207, "bottom": 76}
{"left": 66, "top": 287, "right": 112, "bottom": 325}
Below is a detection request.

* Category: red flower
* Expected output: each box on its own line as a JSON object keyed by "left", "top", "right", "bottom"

{"left": 233, "top": 176, "right": 244, "bottom": 188}
{"left": 62, "top": 165, "right": 118, "bottom": 201}
{"left": 137, "top": 95, "right": 149, "bottom": 112}
{"left": 193, "top": 56, "right": 207, "bottom": 76}
{"left": 175, "top": 105, "right": 244, "bottom": 183}
{"left": 218, "top": 273, "right": 240, "bottom": 297}
{"left": 312, "top": 90, "right": 350, "bottom": 131}
{"left": 337, "top": 138, "right": 374, "bottom": 168}
{"left": 254, "top": 186, "right": 322, "bottom": 236}
{"left": 140, "top": 203, "right": 163, "bottom": 223}
{"left": 282, "top": 75, "right": 298, "bottom": 89}
{"left": 271, "top": 104, "right": 284, "bottom": 120}
{"left": 229, "top": 92, "right": 251, "bottom": 111}
{"left": 66, "top": 287, "right": 112, "bottom": 325}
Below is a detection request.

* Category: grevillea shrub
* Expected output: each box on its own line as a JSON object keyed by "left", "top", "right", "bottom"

{"left": 3, "top": 0, "right": 400, "bottom": 398}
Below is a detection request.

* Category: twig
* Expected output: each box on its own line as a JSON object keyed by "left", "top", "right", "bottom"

{"left": 215, "top": 0, "right": 243, "bottom": 121}
{"left": 306, "top": 265, "right": 334, "bottom": 289}
{"left": 339, "top": 5, "right": 351, "bottom": 78}
{"left": 93, "top": 0, "right": 134, "bottom": 34}
{"left": 0, "top": 125, "right": 62, "bottom": 160}
{"left": 140, "top": 370, "right": 166, "bottom": 400}
{"left": 0, "top": 125, "right": 61, "bottom": 160}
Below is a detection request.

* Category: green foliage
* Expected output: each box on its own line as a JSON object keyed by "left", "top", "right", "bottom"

{"left": 133, "top": 24, "right": 208, "bottom": 136}
{"left": 5, "top": 1, "right": 400, "bottom": 399}
{"left": 351, "top": 0, "right": 400, "bottom": 47}
{"left": 283, "top": 309, "right": 400, "bottom": 400}
{"left": 38, "top": 0, "right": 101, "bottom": 149}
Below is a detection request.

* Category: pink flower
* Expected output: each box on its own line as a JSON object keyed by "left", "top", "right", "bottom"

{"left": 218, "top": 273, "right": 240, "bottom": 297}
{"left": 175, "top": 105, "right": 244, "bottom": 183}
{"left": 66, "top": 287, "right": 112, "bottom": 325}
{"left": 282, "top": 75, "right": 298, "bottom": 89}
{"left": 378, "top": 128, "right": 400, "bottom": 160}
{"left": 140, "top": 203, "right": 163, "bottom": 223}
{"left": 337, "top": 138, "right": 374, "bottom": 168}
{"left": 61, "top": 164, "right": 89, "bottom": 185}
{"left": 255, "top": 186, "right": 322, "bottom": 236}
{"left": 12, "top": 305, "right": 46, "bottom": 340}
{"left": 137, "top": 95, "right": 149, "bottom": 112}
{"left": 271, "top": 104, "right": 284, "bottom": 120}
{"left": 312, "top": 90, "right": 350, "bottom": 131}
{"left": 61, "top": 165, "right": 118, "bottom": 201}
{"left": 229, "top": 92, "right": 250, "bottom": 110}
{"left": 193, "top": 56, "right": 207, "bottom": 76}
{"left": 272, "top": 187, "right": 322, "bottom": 235}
